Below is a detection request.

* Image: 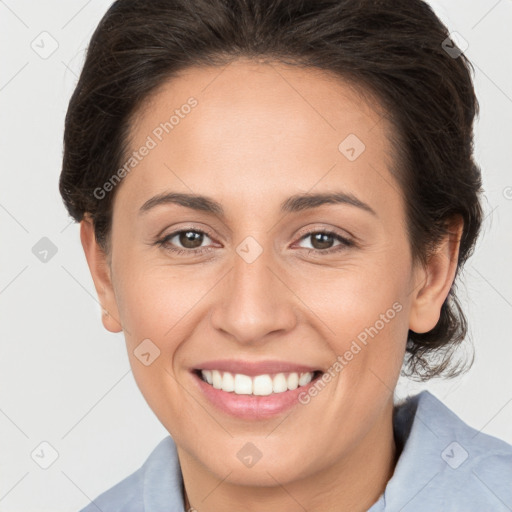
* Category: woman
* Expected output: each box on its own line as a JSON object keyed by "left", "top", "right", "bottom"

{"left": 59, "top": 0, "right": 512, "bottom": 510}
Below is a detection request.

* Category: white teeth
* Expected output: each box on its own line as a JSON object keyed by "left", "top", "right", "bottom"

{"left": 202, "top": 369, "right": 213, "bottom": 385}
{"left": 299, "top": 372, "right": 313, "bottom": 386}
{"left": 253, "top": 375, "right": 273, "bottom": 396}
{"left": 234, "top": 373, "right": 253, "bottom": 394}
{"left": 212, "top": 370, "right": 222, "bottom": 389}
{"left": 199, "top": 370, "right": 317, "bottom": 395}
{"left": 272, "top": 373, "right": 288, "bottom": 393}
{"left": 221, "top": 371, "right": 235, "bottom": 392}
{"left": 287, "top": 372, "right": 299, "bottom": 390}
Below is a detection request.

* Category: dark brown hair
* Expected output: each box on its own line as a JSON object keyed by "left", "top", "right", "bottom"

{"left": 59, "top": 0, "right": 483, "bottom": 381}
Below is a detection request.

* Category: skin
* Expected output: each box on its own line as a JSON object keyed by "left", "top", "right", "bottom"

{"left": 81, "top": 59, "right": 463, "bottom": 512}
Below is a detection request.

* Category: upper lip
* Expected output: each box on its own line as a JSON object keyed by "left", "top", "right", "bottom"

{"left": 193, "top": 359, "right": 321, "bottom": 376}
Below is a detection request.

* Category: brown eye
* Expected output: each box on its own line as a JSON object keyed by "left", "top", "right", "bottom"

{"left": 156, "top": 229, "right": 214, "bottom": 254}
{"left": 178, "top": 230, "right": 204, "bottom": 249}
{"left": 296, "top": 230, "right": 354, "bottom": 254}
{"left": 309, "top": 232, "right": 336, "bottom": 250}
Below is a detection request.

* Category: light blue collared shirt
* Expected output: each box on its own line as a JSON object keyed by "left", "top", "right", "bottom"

{"left": 79, "top": 390, "right": 512, "bottom": 511}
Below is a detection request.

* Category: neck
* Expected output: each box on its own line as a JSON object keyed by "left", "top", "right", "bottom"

{"left": 180, "top": 400, "right": 397, "bottom": 512}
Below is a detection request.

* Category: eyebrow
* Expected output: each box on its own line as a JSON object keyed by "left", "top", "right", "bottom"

{"left": 139, "top": 191, "right": 377, "bottom": 217}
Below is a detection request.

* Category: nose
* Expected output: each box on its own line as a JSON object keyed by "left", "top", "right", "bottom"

{"left": 209, "top": 242, "right": 297, "bottom": 345}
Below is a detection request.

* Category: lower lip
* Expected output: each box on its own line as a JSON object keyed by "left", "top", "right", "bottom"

{"left": 191, "top": 371, "right": 322, "bottom": 420}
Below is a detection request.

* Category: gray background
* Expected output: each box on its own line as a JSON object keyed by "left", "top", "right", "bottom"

{"left": 0, "top": 1, "right": 511, "bottom": 510}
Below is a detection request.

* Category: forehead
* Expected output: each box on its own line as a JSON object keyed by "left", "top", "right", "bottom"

{"left": 118, "top": 59, "right": 402, "bottom": 227}
{"left": 133, "top": 58, "right": 389, "bottom": 152}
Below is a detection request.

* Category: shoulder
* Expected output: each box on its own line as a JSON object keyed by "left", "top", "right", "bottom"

{"left": 411, "top": 390, "right": 512, "bottom": 466}
{"left": 79, "top": 436, "right": 184, "bottom": 512}
{"left": 381, "top": 390, "right": 512, "bottom": 512}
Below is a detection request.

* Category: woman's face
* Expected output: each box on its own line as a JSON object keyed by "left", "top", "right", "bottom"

{"left": 83, "top": 59, "right": 455, "bottom": 488}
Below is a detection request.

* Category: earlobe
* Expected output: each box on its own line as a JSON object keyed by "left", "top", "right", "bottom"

{"left": 408, "top": 216, "right": 464, "bottom": 334}
{"left": 80, "top": 215, "right": 123, "bottom": 333}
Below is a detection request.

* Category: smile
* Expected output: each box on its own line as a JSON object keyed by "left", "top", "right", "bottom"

{"left": 197, "top": 369, "right": 320, "bottom": 395}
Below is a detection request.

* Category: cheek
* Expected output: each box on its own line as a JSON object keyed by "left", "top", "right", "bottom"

{"left": 112, "top": 266, "right": 203, "bottom": 430}
{"left": 115, "top": 270, "right": 196, "bottom": 346}
{"left": 294, "top": 250, "right": 410, "bottom": 372}
{"left": 111, "top": 256, "right": 219, "bottom": 385}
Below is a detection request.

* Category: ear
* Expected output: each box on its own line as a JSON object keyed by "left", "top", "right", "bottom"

{"left": 408, "top": 215, "right": 464, "bottom": 334}
{"left": 80, "top": 215, "right": 123, "bottom": 333}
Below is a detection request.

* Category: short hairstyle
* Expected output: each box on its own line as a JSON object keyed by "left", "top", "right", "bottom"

{"left": 59, "top": 0, "right": 483, "bottom": 381}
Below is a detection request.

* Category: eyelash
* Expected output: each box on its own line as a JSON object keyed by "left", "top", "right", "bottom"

{"left": 155, "top": 227, "right": 355, "bottom": 257}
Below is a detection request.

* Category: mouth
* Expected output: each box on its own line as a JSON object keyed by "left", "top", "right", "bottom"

{"left": 193, "top": 369, "right": 324, "bottom": 396}
{"left": 190, "top": 365, "right": 325, "bottom": 419}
